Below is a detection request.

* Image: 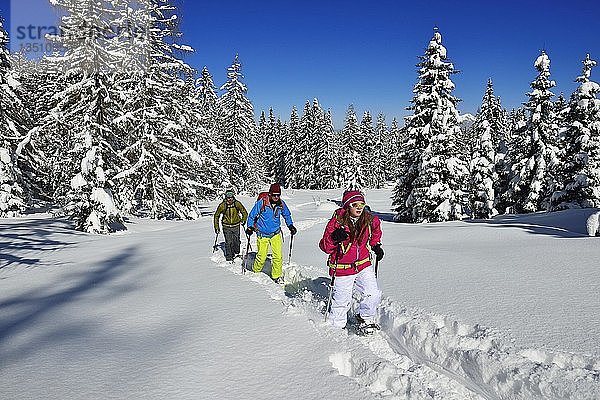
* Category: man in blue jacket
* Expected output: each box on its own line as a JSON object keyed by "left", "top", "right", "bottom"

{"left": 246, "top": 183, "right": 297, "bottom": 283}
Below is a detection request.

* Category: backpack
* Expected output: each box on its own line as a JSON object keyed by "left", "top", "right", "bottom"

{"left": 256, "top": 191, "right": 270, "bottom": 213}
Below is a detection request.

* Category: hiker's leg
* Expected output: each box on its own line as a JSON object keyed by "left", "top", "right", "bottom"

{"left": 253, "top": 236, "right": 269, "bottom": 273}
{"left": 270, "top": 233, "right": 283, "bottom": 279}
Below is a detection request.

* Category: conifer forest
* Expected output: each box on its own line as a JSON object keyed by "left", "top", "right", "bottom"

{"left": 1, "top": 1, "right": 599, "bottom": 232}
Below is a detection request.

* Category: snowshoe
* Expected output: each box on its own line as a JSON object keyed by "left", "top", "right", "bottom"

{"left": 352, "top": 314, "right": 381, "bottom": 336}
{"left": 273, "top": 276, "right": 285, "bottom": 285}
{"left": 355, "top": 322, "right": 381, "bottom": 335}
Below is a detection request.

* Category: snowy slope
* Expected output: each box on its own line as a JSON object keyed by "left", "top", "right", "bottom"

{"left": 1, "top": 188, "right": 599, "bottom": 399}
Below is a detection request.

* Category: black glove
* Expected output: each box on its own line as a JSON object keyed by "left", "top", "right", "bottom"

{"left": 245, "top": 227, "right": 254, "bottom": 236}
{"left": 372, "top": 244, "right": 384, "bottom": 262}
{"left": 331, "top": 227, "right": 348, "bottom": 243}
{"left": 288, "top": 225, "right": 297, "bottom": 236}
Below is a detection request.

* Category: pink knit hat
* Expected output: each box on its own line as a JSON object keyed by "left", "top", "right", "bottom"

{"left": 342, "top": 190, "right": 365, "bottom": 208}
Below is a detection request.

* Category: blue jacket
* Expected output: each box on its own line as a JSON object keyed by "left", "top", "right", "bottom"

{"left": 247, "top": 199, "right": 293, "bottom": 237}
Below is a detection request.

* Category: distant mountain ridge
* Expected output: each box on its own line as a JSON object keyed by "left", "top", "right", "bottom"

{"left": 458, "top": 112, "right": 476, "bottom": 130}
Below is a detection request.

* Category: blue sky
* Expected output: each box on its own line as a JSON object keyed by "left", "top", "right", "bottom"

{"left": 2, "top": 0, "right": 600, "bottom": 128}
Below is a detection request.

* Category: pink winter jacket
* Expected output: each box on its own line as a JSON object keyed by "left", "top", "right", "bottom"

{"left": 319, "top": 208, "right": 382, "bottom": 277}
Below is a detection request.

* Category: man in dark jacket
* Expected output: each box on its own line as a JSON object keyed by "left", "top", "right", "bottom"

{"left": 214, "top": 189, "right": 248, "bottom": 261}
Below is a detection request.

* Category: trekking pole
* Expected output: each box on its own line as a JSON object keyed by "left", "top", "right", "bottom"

{"left": 242, "top": 234, "right": 251, "bottom": 275}
{"left": 288, "top": 234, "right": 294, "bottom": 265}
{"left": 212, "top": 232, "right": 219, "bottom": 253}
{"left": 324, "top": 243, "right": 341, "bottom": 322}
{"left": 375, "top": 257, "right": 379, "bottom": 279}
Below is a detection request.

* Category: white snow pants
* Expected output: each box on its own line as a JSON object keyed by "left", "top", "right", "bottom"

{"left": 328, "top": 266, "right": 382, "bottom": 328}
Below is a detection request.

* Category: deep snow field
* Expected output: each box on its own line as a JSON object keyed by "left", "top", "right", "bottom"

{"left": 1, "top": 188, "right": 599, "bottom": 399}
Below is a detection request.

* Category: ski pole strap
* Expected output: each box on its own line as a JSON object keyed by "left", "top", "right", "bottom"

{"left": 328, "top": 257, "right": 370, "bottom": 270}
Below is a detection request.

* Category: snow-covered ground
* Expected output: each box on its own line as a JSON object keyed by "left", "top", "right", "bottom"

{"left": 1, "top": 188, "right": 599, "bottom": 399}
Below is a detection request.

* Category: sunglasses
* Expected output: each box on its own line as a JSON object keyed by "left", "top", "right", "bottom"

{"left": 350, "top": 202, "right": 365, "bottom": 209}
{"left": 270, "top": 194, "right": 281, "bottom": 198}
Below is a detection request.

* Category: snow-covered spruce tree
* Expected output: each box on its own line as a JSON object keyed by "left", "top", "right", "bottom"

{"left": 554, "top": 92, "right": 569, "bottom": 133}
{"left": 330, "top": 127, "right": 344, "bottom": 186}
{"left": 506, "top": 107, "right": 527, "bottom": 150}
{"left": 257, "top": 110, "right": 268, "bottom": 170}
{"left": 468, "top": 79, "right": 508, "bottom": 218}
{"left": 262, "top": 108, "right": 280, "bottom": 182}
{"left": 371, "top": 113, "right": 387, "bottom": 188}
{"left": 507, "top": 51, "right": 559, "bottom": 213}
{"left": 551, "top": 54, "right": 600, "bottom": 210}
{"left": 393, "top": 28, "right": 468, "bottom": 222}
{"left": 360, "top": 111, "right": 376, "bottom": 188}
{"left": 112, "top": 0, "right": 222, "bottom": 219}
{"left": 217, "top": 54, "right": 258, "bottom": 193}
{"left": 548, "top": 92, "right": 570, "bottom": 192}
{"left": 469, "top": 119, "right": 498, "bottom": 219}
{"left": 285, "top": 106, "right": 301, "bottom": 188}
{"left": 184, "top": 72, "right": 225, "bottom": 191}
{"left": 339, "top": 105, "right": 365, "bottom": 190}
{"left": 297, "top": 100, "right": 317, "bottom": 188}
{"left": 386, "top": 117, "right": 403, "bottom": 181}
{"left": 10, "top": 56, "right": 60, "bottom": 201}
{"left": 510, "top": 106, "right": 527, "bottom": 130}
{"left": 319, "top": 109, "right": 338, "bottom": 189}
{"left": 0, "top": 148, "right": 26, "bottom": 217}
{"left": 272, "top": 117, "right": 289, "bottom": 186}
{"left": 250, "top": 126, "right": 266, "bottom": 190}
{"left": 476, "top": 79, "right": 509, "bottom": 151}
{"left": 189, "top": 67, "right": 227, "bottom": 185}
{"left": 69, "top": 146, "right": 124, "bottom": 232}
{"left": 196, "top": 66, "right": 220, "bottom": 138}
{"left": 455, "top": 113, "right": 477, "bottom": 165}
{"left": 35, "top": 0, "right": 128, "bottom": 232}
{"left": 496, "top": 107, "right": 527, "bottom": 213}
{"left": 456, "top": 122, "right": 477, "bottom": 163}
{"left": 0, "top": 18, "right": 28, "bottom": 216}
{"left": 480, "top": 82, "right": 510, "bottom": 215}
{"left": 291, "top": 100, "right": 314, "bottom": 188}
{"left": 301, "top": 99, "right": 331, "bottom": 189}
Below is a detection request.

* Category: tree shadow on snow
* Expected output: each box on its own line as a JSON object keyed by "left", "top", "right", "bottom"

{"left": 0, "top": 218, "right": 77, "bottom": 270}
{"left": 0, "top": 246, "right": 141, "bottom": 365}
{"left": 464, "top": 209, "right": 600, "bottom": 238}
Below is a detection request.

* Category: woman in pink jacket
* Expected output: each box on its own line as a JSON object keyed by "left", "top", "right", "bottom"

{"left": 319, "top": 190, "right": 384, "bottom": 331}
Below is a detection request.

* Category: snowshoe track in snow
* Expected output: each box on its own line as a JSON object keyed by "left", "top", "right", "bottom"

{"left": 211, "top": 252, "right": 600, "bottom": 400}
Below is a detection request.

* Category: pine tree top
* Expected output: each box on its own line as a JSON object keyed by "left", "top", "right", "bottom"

{"left": 576, "top": 54, "right": 597, "bottom": 84}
